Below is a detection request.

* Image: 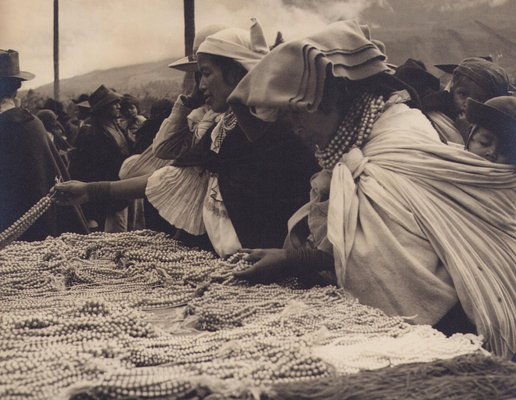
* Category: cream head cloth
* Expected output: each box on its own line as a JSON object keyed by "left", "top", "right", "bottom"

{"left": 229, "top": 20, "right": 391, "bottom": 122}
{"left": 196, "top": 18, "right": 269, "bottom": 72}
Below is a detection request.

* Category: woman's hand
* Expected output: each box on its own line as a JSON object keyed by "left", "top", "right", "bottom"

{"left": 234, "top": 248, "right": 290, "bottom": 283}
{"left": 51, "top": 180, "right": 90, "bottom": 205}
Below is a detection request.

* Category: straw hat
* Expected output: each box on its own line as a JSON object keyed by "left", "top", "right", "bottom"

{"left": 168, "top": 24, "right": 229, "bottom": 72}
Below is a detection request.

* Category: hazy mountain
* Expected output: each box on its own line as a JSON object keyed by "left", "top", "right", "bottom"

{"left": 362, "top": 0, "right": 516, "bottom": 78}
{"left": 29, "top": 0, "right": 516, "bottom": 100}
{"left": 31, "top": 58, "right": 186, "bottom": 101}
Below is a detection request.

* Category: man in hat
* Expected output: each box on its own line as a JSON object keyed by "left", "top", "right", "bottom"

{"left": 65, "top": 93, "right": 91, "bottom": 146}
{"left": 69, "top": 84, "right": 131, "bottom": 232}
{"left": 0, "top": 49, "right": 88, "bottom": 240}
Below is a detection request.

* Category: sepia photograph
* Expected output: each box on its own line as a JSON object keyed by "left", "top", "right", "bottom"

{"left": 0, "top": 0, "right": 515, "bottom": 398}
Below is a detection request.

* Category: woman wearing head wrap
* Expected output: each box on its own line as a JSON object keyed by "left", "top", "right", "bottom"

{"left": 229, "top": 20, "right": 515, "bottom": 360}
{"left": 423, "top": 57, "right": 511, "bottom": 144}
{"left": 54, "top": 19, "right": 319, "bottom": 257}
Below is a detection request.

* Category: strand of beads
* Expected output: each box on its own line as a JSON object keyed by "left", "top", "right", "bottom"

{"left": 315, "top": 91, "right": 385, "bottom": 170}
{"left": 212, "top": 110, "right": 237, "bottom": 152}
{"left": 0, "top": 194, "right": 55, "bottom": 250}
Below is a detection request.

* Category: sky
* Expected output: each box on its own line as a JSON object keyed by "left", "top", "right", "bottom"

{"left": 0, "top": 0, "right": 510, "bottom": 89}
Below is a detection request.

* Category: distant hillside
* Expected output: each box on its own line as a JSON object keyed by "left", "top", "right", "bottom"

{"left": 362, "top": 0, "right": 516, "bottom": 80}
{"left": 32, "top": 58, "right": 186, "bottom": 102}
{"left": 25, "top": 1, "right": 516, "bottom": 106}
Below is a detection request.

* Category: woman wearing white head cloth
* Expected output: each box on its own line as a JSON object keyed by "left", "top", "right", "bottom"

{"left": 230, "top": 20, "right": 515, "bottom": 359}
{"left": 54, "top": 19, "right": 319, "bottom": 257}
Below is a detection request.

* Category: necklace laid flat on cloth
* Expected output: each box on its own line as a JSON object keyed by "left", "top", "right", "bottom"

{"left": 315, "top": 91, "right": 385, "bottom": 170}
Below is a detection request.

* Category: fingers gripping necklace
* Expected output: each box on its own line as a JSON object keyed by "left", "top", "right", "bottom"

{"left": 315, "top": 91, "right": 385, "bottom": 170}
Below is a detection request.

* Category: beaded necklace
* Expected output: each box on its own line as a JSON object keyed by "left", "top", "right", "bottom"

{"left": 315, "top": 91, "right": 385, "bottom": 170}
{"left": 212, "top": 110, "right": 237, "bottom": 153}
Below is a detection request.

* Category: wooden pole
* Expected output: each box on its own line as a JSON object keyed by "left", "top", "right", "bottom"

{"left": 184, "top": 0, "right": 195, "bottom": 57}
{"left": 182, "top": 0, "right": 195, "bottom": 93}
{"left": 53, "top": 0, "right": 60, "bottom": 100}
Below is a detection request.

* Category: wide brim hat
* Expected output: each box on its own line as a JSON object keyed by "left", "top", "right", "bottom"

{"left": 169, "top": 24, "right": 230, "bottom": 72}
{"left": 76, "top": 100, "right": 91, "bottom": 109}
{"left": 466, "top": 96, "right": 516, "bottom": 140}
{"left": 88, "top": 84, "right": 122, "bottom": 113}
{"left": 434, "top": 63, "right": 458, "bottom": 74}
{"left": 395, "top": 58, "right": 441, "bottom": 92}
{"left": 434, "top": 56, "right": 493, "bottom": 75}
{"left": 0, "top": 49, "right": 35, "bottom": 81}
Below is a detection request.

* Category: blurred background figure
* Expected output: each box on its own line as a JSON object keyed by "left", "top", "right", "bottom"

{"left": 0, "top": 49, "right": 88, "bottom": 240}
{"left": 120, "top": 94, "right": 146, "bottom": 144}
{"left": 132, "top": 98, "right": 173, "bottom": 154}
{"left": 36, "top": 109, "right": 73, "bottom": 165}
{"left": 69, "top": 84, "right": 131, "bottom": 232}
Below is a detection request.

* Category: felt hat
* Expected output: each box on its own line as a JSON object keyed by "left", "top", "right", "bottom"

{"left": 466, "top": 96, "right": 516, "bottom": 140}
{"left": 395, "top": 58, "right": 441, "bottom": 94}
{"left": 72, "top": 93, "right": 90, "bottom": 106}
{"left": 88, "top": 85, "right": 121, "bottom": 113}
{"left": 168, "top": 24, "right": 229, "bottom": 72}
{"left": 0, "top": 49, "right": 35, "bottom": 81}
{"left": 36, "top": 109, "right": 58, "bottom": 124}
{"left": 434, "top": 55, "right": 493, "bottom": 75}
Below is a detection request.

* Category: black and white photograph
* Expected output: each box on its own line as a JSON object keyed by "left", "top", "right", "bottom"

{"left": 0, "top": 0, "right": 515, "bottom": 399}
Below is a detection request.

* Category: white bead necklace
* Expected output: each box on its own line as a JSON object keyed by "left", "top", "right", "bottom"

{"left": 315, "top": 91, "right": 385, "bottom": 170}
{"left": 213, "top": 110, "right": 238, "bottom": 153}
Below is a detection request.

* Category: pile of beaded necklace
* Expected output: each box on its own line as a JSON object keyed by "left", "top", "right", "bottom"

{"left": 212, "top": 110, "right": 237, "bottom": 153}
{"left": 315, "top": 91, "right": 385, "bottom": 170}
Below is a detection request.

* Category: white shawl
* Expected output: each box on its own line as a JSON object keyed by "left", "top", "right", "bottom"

{"left": 328, "top": 102, "right": 515, "bottom": 358}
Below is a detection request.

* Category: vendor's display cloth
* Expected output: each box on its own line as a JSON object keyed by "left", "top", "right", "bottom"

{"left": 1, "top": 230, "right": 514, "bottom": 399}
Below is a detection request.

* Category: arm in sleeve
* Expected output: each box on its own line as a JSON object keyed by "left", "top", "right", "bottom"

{"left": 152, "top": 95, "right": 195, "bottom": 160}
{"left": 285, "top": 248, "right": 334, "bottom": 277}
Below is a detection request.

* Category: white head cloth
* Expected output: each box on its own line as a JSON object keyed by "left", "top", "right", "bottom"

{"left": 196, "top": 18, "right": 269, "bottom": 72}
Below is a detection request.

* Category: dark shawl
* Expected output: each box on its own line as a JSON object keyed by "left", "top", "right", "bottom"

{"left": 0, "top": 108, "right": 88, "bottom": 241}
{"left": 174, "top": 119, "right": 320, "bottom": 249}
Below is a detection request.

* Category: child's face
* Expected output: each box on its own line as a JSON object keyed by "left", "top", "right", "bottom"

{"left": 127, "top": 104, "right": 138, "bottom": 117}
{"left": 451, "top": 76, "right": 488, "bottom": 115}
{"left": 467, "top": 126, "right": 509, "bottom": 163}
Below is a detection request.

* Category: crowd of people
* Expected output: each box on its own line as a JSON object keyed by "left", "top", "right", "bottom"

{"left": 0, "top": 18, "right": 514, "bottom": 360}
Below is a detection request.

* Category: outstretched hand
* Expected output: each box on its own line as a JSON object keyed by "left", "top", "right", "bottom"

{"left": 51, "top": 180, "right": 90, "bottom": 206}
{"left": 234, "top": 248, "right": 290, "bottom": 283}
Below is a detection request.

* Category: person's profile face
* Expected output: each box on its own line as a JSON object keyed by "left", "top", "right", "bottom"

{"left": 197, "top": 54, "right": 234, "bottom": 113}
{"left": 451, "top": 76, "right": 488, "bottom": 115}
{"left": 127, "top": 104, "right": 138, "bottom": 118}
{"left": 107, "top": 101, "right": 121, "bottom": 119}
{"left": 289, "top": 100, "right": 343, "bottom": 149}
{"left": 467, "top": 126, "right": 508, "bottom": 163}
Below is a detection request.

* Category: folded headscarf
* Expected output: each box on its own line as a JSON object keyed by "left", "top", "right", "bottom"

{"left": 229, "top": 20, "right": 390, "bottom": 122}
{"left": 453, "top": 57, "right": 510, "bottom": 98}
{"left": 196, "top": 18, "right": 269, "bottom": 72}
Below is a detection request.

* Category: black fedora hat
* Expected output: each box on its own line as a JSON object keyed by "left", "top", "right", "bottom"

{"left": 466, "top": 96, "right": 516, "bottom": 139}
{"left": 88, "top": 85, "right": 121, "bottom": 113}
{"left": 395, "top": 58, "right": 441, "bottom": 93}
{"left": 0, "top": 49, "right": 35, "bottom": 81}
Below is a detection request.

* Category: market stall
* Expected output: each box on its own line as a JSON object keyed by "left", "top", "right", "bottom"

{"left": 1, "top": 229, "right": 514, "bottom": 400}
